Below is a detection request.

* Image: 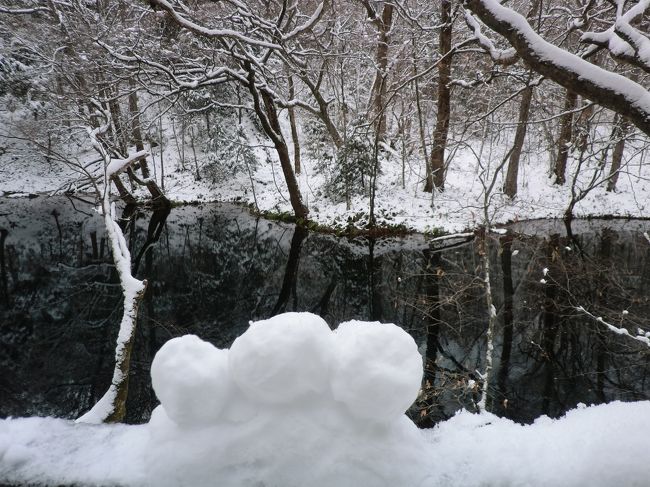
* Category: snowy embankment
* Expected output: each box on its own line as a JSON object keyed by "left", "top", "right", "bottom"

{"left": 2, "top": 312, "right": 649, "bottom": 487}
{"left": 2, "top": 107, "right": 650, "bottom": 234}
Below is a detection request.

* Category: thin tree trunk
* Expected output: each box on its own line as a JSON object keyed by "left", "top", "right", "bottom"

{"left": 300, "top": 72, "right": 344, "bottom": 149}
{"left": 189, "top": 126, "right": 201, "bottom": 181}
{"left": 107, "top": 87, "right": 127, "bottom": 156}
{"left": 504, "top": 84, "right": 533, "bottom": 198}
{"left": 478, "top": 229, "right": 496, "bottom": 412}
{"left": 554, "top": 90, "right": 578, "bottom": 185}
{"left": 159, "top": 114, "right": 165, "bottom": 192}
{"left": 287, "top": 74, "right": 301, "bottom": 174}
{"left": 426, "top": 0, "right": 452, "bottom": 192}
{"left": 368, "top": 3, "right": 394, "bottom": 141}
{"left": 497, "top": 234, "right": 514, "bottom": 414}
{"left": 413, "top": 37, "right": 431, "bottom": 191}
{"left": 245, "top": 63, "right": 308, "bottom": 220}
{"left": 128, "top": 86, "right": 169, "bottom": 207}
{"left": 607, "top": 114, "right": 629, "bottom": 192}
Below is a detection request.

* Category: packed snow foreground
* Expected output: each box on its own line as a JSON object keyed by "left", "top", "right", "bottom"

{"left": 1, "top": 313, "right": 650, "bottom": 487}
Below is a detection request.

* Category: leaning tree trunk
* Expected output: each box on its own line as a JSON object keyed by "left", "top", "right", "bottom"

{"left": 245, "top": 63, "right": 308, "bottom": 220}
{"left": 78, "top": 123, "right": 148, "bottom": 424}
{"left": 426, "top": 0, "right": 452, "bottom": 192}
{"left": 504, "top": 84, "right": 533, "bottom": 198}
{"left": 128, "top": 85, "right": 170, "bottom": 208}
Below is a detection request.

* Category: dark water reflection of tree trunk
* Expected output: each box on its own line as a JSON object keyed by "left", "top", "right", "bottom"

{"left": 271, "top": 226, "right": 307, "bottom": 316}
{"left": 496, "top": 235, "right": 514, "bottom": 416}
{"left": 541, "top": 234, "right": 560, "bottom": 416}
{"left": 1, "top": 198, "right": 650, "bottom": 426}
{"left": 417, "top": 248, "right": 442, "bottom": 428}
{"left": 0, "top": 228, "right": 8, "bottom": 307}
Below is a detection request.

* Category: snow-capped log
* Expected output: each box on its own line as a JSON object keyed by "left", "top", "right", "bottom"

{"left": 464, "top": 0, "right": 650, "bottom": 137}
{"left": 77, "top": 111, "right": 148, "bottom": 424}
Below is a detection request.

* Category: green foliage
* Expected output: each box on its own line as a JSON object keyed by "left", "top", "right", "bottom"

{"left": 321, "top": 131, "right": 376, "bottom": 203}
{"left": 0, "top": 55, "right": 31, "bottom": 100}
{"left": 204, "top": 124, "right": 258, "bottom": 183}
{"left": 303, "top": 117, "right": 334, "bottom": 165}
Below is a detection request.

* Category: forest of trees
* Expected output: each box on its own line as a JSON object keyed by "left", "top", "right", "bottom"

{"left": 0, "top": 0, "right": 649, "bottom": 222}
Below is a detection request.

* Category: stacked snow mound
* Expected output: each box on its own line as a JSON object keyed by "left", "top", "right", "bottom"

{"left": 151, "top": 335, "right": 231, "bottom": 426}
{"left": 147, "top": 312, "right": 430, "bottom": 486}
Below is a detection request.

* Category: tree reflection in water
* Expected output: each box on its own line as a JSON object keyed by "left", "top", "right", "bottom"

{"left": 0, "top": 197, "right": 648, "bottom": 426}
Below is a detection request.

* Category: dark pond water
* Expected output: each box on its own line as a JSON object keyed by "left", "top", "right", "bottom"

{"left": 1, "top": 196, "right": 649, "bottom": 427}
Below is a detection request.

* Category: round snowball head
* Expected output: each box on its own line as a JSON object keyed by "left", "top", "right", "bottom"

{"left": 151, "top": 335, "right": 231, "bottom": 427}
{"left": 330, "top": 321, "right": 423, "bottom": 422}
{"left": 229, "top": 312, "right": 333, "bottom": 404}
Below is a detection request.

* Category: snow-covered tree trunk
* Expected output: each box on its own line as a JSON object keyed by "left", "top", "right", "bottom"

{"left": 478, "top": 229, "right": 496, "bottom": 412}
{"left": 77, "top": 113, "right": 148, "bottom": 424}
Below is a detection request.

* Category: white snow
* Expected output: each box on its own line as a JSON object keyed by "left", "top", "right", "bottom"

{"left": 330, "top": 320, "right": 423, "bottom": 422}
{"left": 2, "top": 312, "right": 649, "bottom": 486}
{"left": 476, "top": 0, "right": 650, "bottom": 115}
{"left": 105, "top": 150, "right": 149, "bottom": 178}
{"left": 151, "top": 335, "right": 232, "bottom": 426}
{"left": 422, "top": 401, "right": 650, "bottom": 487}
{"left": 229, "top": 312, "right": 333, "bottom": 404}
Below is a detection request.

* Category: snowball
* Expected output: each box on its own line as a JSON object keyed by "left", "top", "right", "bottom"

{"left": 229, "top": 312, "right": 333, "bottom": 404}
{"left": 330, "top": 320, "right": 423, "bottom": 422}
{"left": 151, "top": 335, "right": 231, "bottom": 427}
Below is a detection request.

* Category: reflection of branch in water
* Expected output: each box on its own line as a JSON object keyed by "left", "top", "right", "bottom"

{"left": 310, "top": 279, "right": 337, "bottom": 319}
{"left": 576, "top": 306, "right": 650, "bottom": 348}
{"left": 271, "top": 226, "right": 308, "bottom": 316}
{"left": 64, "top": 194, "right": 95, "bottom": 217}
{"left": 132, "top": 207, "right": 171, "bottom": 275}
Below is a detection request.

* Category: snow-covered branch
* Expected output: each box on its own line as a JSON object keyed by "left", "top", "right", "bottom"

{"left": 0, "top": 6, "right": 49, "bottom": 14}
{"left": 149, "top": 0, "right": 282, "bottom": 50}
{"left": 464, "top": 0, "right": 650, "bottom": 136}
{"left": 281, "top": 0, "right": 329, "bottom": 41}
{"left": 580, "top": 0, "right": 650, "bottom": 73}
{"left": 575, "top": 306, "right": 650, "bottom": 348}
{"left": 106, "top": 150, "right": 148, "bottom": 179}
{"left": 463, "top": 9, "right": 517, "bottom": 65}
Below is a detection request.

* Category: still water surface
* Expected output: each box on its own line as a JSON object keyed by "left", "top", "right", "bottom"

{"left": 1, "top": 197, "right": 649, "bottom": 426}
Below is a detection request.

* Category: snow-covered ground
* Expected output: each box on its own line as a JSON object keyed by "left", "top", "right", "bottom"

{"left": 1, "top": 312, "right": 649, "bottom": 487}
{"left": 1, "top": 108, "right": 649, "bottom": 234}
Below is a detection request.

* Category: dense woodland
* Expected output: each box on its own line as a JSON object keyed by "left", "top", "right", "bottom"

{"left": 1, "top": 0, "right": 649, "bottom": 225}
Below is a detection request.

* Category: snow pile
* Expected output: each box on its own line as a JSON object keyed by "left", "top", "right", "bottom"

{"left": 146, "top": 312, "right": 428, "bottom": 487}
{"left": 424, "top": 401, "right": 650, "bottom": 486}
{"left": 2, "top": 312, "right": 650, "bottom": 486}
